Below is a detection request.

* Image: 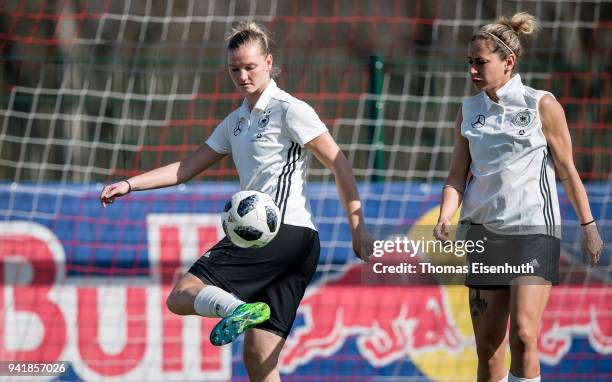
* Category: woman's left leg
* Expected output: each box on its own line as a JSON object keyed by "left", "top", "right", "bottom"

{"left": 508, "top": 277, "right": 551, "bottom": 380}
{"left": 243, "top": 328, "right": 285, "bottom": 382}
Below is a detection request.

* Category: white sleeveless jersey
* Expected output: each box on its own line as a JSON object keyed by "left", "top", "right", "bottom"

{"left": 460, "top": 74, "right": 561, "bottom": 238}
{"left": 206, "top": 80, "right": 327, "bottom": 231}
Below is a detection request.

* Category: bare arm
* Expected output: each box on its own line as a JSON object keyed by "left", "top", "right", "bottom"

{"left": 305, "top": 132, "right": 374, "bottom": 259}
{"left": 539, "top": 94, "right": 603, "bottom": 265}
{"left": 434, "top": 108, "right": 471, "bottom": 240}
{"left": 100, "top": 143, "right": 226, "bottom": 207}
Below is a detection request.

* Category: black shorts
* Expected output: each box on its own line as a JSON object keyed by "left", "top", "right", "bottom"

{"left": 188, "top": 223, "right": 320, "bottom": 338}
{"left": 464, "top": 225, "right": 560, "bottom": 289}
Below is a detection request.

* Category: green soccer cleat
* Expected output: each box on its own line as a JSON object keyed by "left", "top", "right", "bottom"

{"left": 209, "top": 302, "right": 271, "bottom": 346}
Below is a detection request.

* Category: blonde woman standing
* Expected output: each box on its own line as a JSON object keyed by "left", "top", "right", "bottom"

{"left": 435, "top": 12, "right": 603, "bottom": 382}
{"left": 101, "top": 22, "right": 373, "bottom": 382}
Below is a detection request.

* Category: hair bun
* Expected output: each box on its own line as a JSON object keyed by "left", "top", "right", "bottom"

{"left": 498, "top": 12, "right": 539, "bottom": 37}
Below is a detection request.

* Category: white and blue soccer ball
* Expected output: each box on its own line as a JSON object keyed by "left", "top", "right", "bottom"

{"left": 221, "top": 190, "right": 281, "bottom": 248}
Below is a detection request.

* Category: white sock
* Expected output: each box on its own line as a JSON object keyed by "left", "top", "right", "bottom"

{"left": 193, "top": 286, "right": 244, "bottom": 318}
{"left": 508, "top": 373, "right": 540, "bottom": 382}
{"left": 499, "top": 374, "right": 509, "bottom": 382}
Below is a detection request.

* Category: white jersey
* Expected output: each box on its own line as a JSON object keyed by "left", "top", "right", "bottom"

{"left": 460, "top": 74, "right": 561, "bottom": 238}
{"left": 206, "top": 80, "right": 327, "bottom": 231}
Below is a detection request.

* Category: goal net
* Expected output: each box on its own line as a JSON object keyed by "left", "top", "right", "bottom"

{"left": 1, "top": 0, "right": 609, "bottom": 381}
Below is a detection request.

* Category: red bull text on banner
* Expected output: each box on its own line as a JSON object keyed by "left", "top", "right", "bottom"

{"left": 0, "top": 183, "right": 609, "bottom": 381}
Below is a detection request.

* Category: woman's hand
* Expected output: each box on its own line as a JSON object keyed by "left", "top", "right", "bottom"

{"left": 352, "top": 225, "right": 375, "bottom": 261}
{"left": 433, "top": 217, "right": 452, "bottom": 241}
{"left": 581, "top": 223, "right": 603, "bottom": 266}
{"left": 99, "top": 181, "right": 131, "bottom": 207}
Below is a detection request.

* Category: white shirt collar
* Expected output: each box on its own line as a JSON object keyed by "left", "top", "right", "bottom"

{"left": 483, "top": 74, "right": 524, "bottom": 110}
{"left": 240, "top": 79, "right": 279, "bottom": 115}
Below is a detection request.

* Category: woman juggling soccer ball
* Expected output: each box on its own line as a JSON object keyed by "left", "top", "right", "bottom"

{"left": 100, "top": 22, "right": 374, "bottom": 382}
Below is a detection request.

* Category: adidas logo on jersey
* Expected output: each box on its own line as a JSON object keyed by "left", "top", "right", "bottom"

{"left": 528, "top": 258, "right": 540, "bottom": 268}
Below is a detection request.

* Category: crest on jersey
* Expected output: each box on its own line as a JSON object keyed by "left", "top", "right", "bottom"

{"left": 258, "top": 109, "right": 271, "bottom": 130}
{"left": 511, "top": 110, "right": 532, "bottom": 127}
{"left": 471, "top": 114, "right": 486, "bottom": 128}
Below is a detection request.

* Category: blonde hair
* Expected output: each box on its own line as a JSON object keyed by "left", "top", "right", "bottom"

{"left": 472, "top": 12, "right": 539, "bottom": 63}
{"left": 226, "top": 21, "right": 280, "bottom": 77}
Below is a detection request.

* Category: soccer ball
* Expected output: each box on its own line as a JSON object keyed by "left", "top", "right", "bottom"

{"left": 221, "top": 190, "right": 281, "bottom": 248}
